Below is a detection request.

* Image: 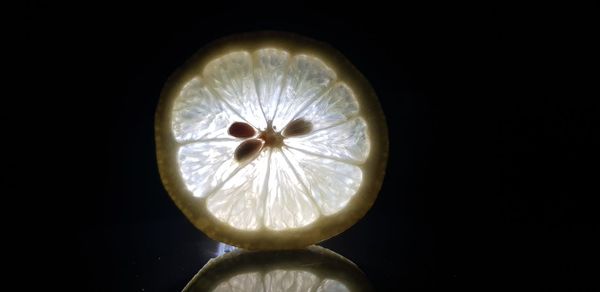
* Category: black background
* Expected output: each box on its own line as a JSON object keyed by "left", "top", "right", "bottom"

{"left": 22, "top": 2, "right": 596, "bottom": 291}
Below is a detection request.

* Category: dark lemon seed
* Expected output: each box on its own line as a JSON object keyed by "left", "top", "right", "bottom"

{"left": 228, "top": 122, "right": 256, "bottom": 138}
{"left": 282, "top": 118, "right": 313, "bottom": 137}
{"left": 234, "top": 139, "right": 263, "bottom": 162}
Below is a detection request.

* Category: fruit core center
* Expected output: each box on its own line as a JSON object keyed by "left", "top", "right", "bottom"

{"left": 259, "top": 120, "right": 284, "bottom": 148}
{"left": 229, "top": 119, "right": 313, "bottom": 162}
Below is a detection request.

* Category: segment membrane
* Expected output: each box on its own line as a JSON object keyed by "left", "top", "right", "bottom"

{"left": 172, "top": 78, "right": 235, "bottom": 143}
{"left": 285, "top": 118, "right": 370, "bottom": 163}
{"left": 206, "top": 150, "right": 270, "bottom": 230}
{"left": 264, "top": 149, "right": 319, "bottom": 230}
{"left": 271, "top": 55, "right": 336, "bottom": 130}
{"left": 178, "top": 140, "right": 241, "bottom": 198}
{"left": 291, "top": 82, "right": 359, "bottom": 132}
{"left": 283, "top": 147, "right": 362, "bottom": 216}
{"left": 253, "top": 49, "right": 290, "bottom": 121}
{"left": 203, "top": 52, "right": 267, "bottom": 129}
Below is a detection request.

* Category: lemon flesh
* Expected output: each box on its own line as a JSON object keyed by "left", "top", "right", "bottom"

{"left": 156, "top": 33, "right": 388, "bottom": 249}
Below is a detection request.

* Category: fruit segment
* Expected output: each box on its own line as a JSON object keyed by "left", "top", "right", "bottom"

{"left": 282, "top": 147, "right": 362, "bottom": 216}
{"left": 271, "top": 55, "right": 336, "bottom": 131}
{"left": 172, "top": 78, "right": 235, "bottom": 143}
{"left": 264, "top": 149, "right": 319, "bottom": 230}
{"left": 284, "top": 118, "right": 370, "bottom": 164}
{"left": 204, "top": 52, "right": 267, "bottom": 129}
{"left": 206, "top": 150, "right": 270, "bottom": 230}
{"left": 178, "top": 140, "right": 240, "bottom": 198}
{"left": 253, "top": 49, "right": 290, "bottom": 122}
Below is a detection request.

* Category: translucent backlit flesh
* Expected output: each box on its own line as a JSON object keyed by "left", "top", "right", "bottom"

{"left": 172, "top": 49, "right": 370, "bottom": 231}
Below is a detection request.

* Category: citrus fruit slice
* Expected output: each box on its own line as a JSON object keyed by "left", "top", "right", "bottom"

{"left": 156, "top": 32, "right": 388, "bottom": 249}
{"left": 183, "top": 246, "right": 373, "bottom": 291}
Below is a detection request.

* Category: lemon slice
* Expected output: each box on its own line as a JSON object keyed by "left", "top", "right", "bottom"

{"left": 183, "top": 246, "right": 373, "bottom": 291}
{"left": 156, "top": 32, "right": 388, "bottom": 249}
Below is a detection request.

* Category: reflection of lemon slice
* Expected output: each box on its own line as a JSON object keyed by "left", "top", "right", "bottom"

{"left": 156, "top": 32, "right": 388, "bottom": 249}
{"left": 183, "top": 246, "right": 372, "bottom": 291}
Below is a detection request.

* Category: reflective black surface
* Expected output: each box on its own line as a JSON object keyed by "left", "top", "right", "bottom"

{"left": 60, "top": 2, "right": 595, "bottom": 290}
{"left": 182, "top": 246, "right": 373, "bottom": 291}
